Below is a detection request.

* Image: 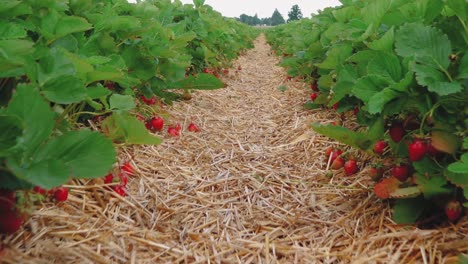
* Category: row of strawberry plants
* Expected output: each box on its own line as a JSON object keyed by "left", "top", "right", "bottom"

{"left": 0, "top": 0, "right": 257, "bottom": 233}
{"left": 266, "top": 0, "right": 467, "bottom": 225}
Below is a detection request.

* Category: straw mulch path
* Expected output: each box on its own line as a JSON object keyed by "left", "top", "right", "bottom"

{"left": 2, "top": 35, "right": 467, "bottom": 264}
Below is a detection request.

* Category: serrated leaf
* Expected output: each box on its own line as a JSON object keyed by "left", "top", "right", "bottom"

{"left": 41, "top": 75, "right": 87, "bottom": 104}
{"left": 166, "top": 73, "right": 226, "bottom": 90}
{"left": 7, "top": 158, "right": 69, "bottom": 190}
{"left": 311, "top": 123, "right": 374, "bottom": 150}
{"left": 368, "top": 27, "right": 394, "bottom": 51}
{"left": 393, "top": 198, "right": 426, "bottom": 224}
{"left": 389, "top": 186, "right": 421, "bottom": 198}
{"left": 413, "top": 156, "right": 442, "bottom": 175}
{"left": 412, "top": 62, "right": 462, "bottom": 96}
{"left": 34, "top": 130, "right": 116, "bottom": 180}
{"left": 55, "top": 16, "right": 92, "bottom": 39}
{"left": 368, "top": 88, "right": 400, "bottom": 114}
{"left": 351, "top": 75, "right": 392, "bottom": 103}
{"left": 315, "top": 43, "right": 353, "bottom": 70}
{"left": 415, "top": 173, "right": 452, "bottom": 199}
{"left": 367, "top": 53, "right": 402, "bottom": 82}
{"left": 109, "top": 94, "right": 135, "bottom": 111}
{"left": 374, "top": 177, "right": 400, "bottom": 199}
{"left": 102, "top": 112, "right": 162, "bottom": 145}
{"left": 0, "top": 115, "right": 22, "bottom": 157}
{"left": 6, "top": 84, "right": 54, "bottom": 157}
{"left": 446, "top": 158, "right": 468, "bottom": 186}
{"left": 86, "top": 85, "right": 112, "bottom": 99}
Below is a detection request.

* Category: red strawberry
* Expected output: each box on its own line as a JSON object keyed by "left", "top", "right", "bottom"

{"left": 286, "top": 76, "right": 292, "bottom": 81}
{"left": 119, "top": 173, "right": 128, "bottom": 186}
{"left": 0, "top": 191, "right": 15, "bottom": 212}
{"left": 389, "top": 122, "right": 405, "bottom": 142}
{"left": 175, "top": 124, "right": 182, "bottom": 131}
{"left": 331, "top": 157, "right": 344, "bottom": 169}
{"left": 0, "top": 211, "right": 22, "bottom": 234}
{"left": 222, "top": 69, "right": 229, "bottom": 75}
{"left": 368, "top": 166, "right": 384, "bottom": 181}
{"left": 140, "top": 95, "right": 156, "bottom": 105}
{"left": 344, "top": 159, "right": 358, "bottom": 175}
{"left": 445, "top": 200, "right": 462, "bottom": 222}
{"left": 353, "top": 107, "right": 360, "bottom": 116}
{"left": 33, "top": 186, "right": 47, "bottom": 195}
{"left": 392, "top": 164, "right": 409, "bottom": 181}
{"left": 113, "top": 185, "right": 126, "bottom": 197}
{"left": 54, "top": 187, "right": 68, "bottom": 202}
{"left": 325, "top": 147, "right": 333, "bottom": 158}
{"left": 168, "top": 127, "right": 180, "bottom": 137}
{"left": 373, "top": 140, "right": 388, "bottom": 155}
{"left": 330, "top": 149, "right": 343, "bottom": 162}
{"left": 408, "top": 139, "right": 427, "bottom": 161}
{"left": 150, "top": 117, "right": 164, "bottom": 131}
{"left": 103, "top": 173, "right": 115, "bottom": 184}
{"left": 121, "top": 162, "right": 135, "bottom": 176}
{"left": 311, "top": 83, "right": 319, "bottom": 91}
{"left": 145, "top": 120, "right": 153, "bottom": 130}
{"left": 333, "top": 102, "right": 339, "bottom": 110}
{"left": 427, "top": 141, "right": 438, "bottom": 156}
{"left": 237, "top": 66, "right": 242, "bottom": 71}
{"left": 188, "top": 123, "right": 200, "bottom": 132}
{"left": 203, "top": 68, "right": 211, "bottom": 73}
{"left": 310, "top": 92, "right": 318, "bottom": 101}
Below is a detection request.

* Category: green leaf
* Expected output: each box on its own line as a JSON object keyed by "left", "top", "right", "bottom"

{"left": 412, "top": 62, "right": 462, "bottom": 96}
{"left": 458, "top": 54, "right": 468, "bottom": 79}
{"left": 0, "top": 39, "right": 34, "bottom": 77}
{"left": 7, "top": 158, "right": 69, "bottom": 190}
{"left": 412, "top": 156, "right": 442, "bottom": 175}
{"left": 0, "top": 115, "right": 22, "bottom": 157}
{"left": 86, "top": 84, "right": 112, "bottom": 99}
{"left": 55, "top": 16, "right": 93, "bottom": 40}
{"left": 368, "top": 88, "right": 400, "bottom": 114}
{"left": 367, "top": 53, "right": 402, "bottom": 82}
{"left": 109, "top": 94, "right": 136, "bottom": 111}
{"left": 415, "top": 173, "right": 451, "bottom": 199}
{"left": 41, "top": 75, "right": 87, "bottom": 104}
{"left": 166, "top": 73, "right": 226, "bottom": 90}
{"left": 6, "top": 84, "right": 54, "bottom": 156}
{"left": 446, "top": 160, "right": 468, "bottom": 187}
{"left": 34, "top": 130, "right": 116, "bottom": 180}
{"left": 446, "top": 0, "right": 467, "bottom": 21}
{"left": 352, "top": 75, "right": 392, "bottom": 102}
{"left": 393, "top": 197, "right": 426, "bottom": 224}
{"left": 0, "top": 20, "right": 27, "bottom": 39}
{"left": 102, "top": 112, "right": 162, "bottom": 145}
{"left": 315, "top": 43, "right": 353, "bottom": 70}
{"left": 311, "top": 123, "right": 374, "bottom": 150}
{"left": 368, "top": 27, "right": 394, "bottom": 51}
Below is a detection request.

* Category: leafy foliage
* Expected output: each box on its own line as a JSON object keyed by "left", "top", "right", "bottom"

{"left": 0, "top": 0, "right": 257, "bottom": 191}
{"left": 266, "top": 0, "right": 467, "bottom": 224}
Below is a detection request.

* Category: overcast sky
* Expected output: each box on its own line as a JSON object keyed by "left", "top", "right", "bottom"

{"left": 127, "top": 0, "right": 342, "bottom": 18}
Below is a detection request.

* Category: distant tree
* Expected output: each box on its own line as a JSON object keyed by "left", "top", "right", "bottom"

{"left": 253, "top": 14, "right": 261, "bottom": 25}
{"left": 287, "top": 4, "right": 303, "bottom": 22}
{"left": 270, "top": 9, "right": 285, "bottom": 26}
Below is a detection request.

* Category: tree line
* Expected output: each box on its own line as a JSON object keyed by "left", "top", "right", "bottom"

{"left": 237, "top": 5, "right": 303, "bottom": 26}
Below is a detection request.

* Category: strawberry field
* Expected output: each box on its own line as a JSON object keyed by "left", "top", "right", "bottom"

{"left": 266, "top": 0, "right": 467, "bottom": 225}
{"left": 1, "top": 0, "right": 467, "bottom": 263}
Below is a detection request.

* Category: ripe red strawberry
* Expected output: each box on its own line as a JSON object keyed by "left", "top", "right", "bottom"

{"left": 311, "top": 83, "right": 319, "bottom": 91}
{"left": 0, "top": 190, "right": 15, "bottom": 212}
{"left": 389, "top": 122, "right": 405, "bottom": 142}
{"left": 168, "top": 127, "right": 180, "bottom": 137}
{"left": 427, "top": 141, "right": 438, "bottom": 156}
{"left": 331, "top": 149, "right": 343, "bottom": 162}
{"left": 344, "top": 159, "right": 358, "bottom": 175}
{"left": 392, "top": 164, "right": 409, "bottom": 181}
{"left": 325, "top": 147, "right": 333, "bottom": 157}
{"left": 331, "top": 157, "right": 344, "bottom": 169}
{"left": 203, "top": 68, "right": 211, "bottom": 74}
{"left": 175, "top": 124, "right": 182, "bottom": 131}
{"left": 0, "top": 211, "right": 22, "bottom": 234}
{"left": 286, "top": 76, "right": 292, "bottom": 81}
{"left": 333, "top": 102, "right": 339, "bottom": 110}
{"left": 145, "top": 120, "right": 153, "bottom": 130}
{"left": 113, "top": 185, "right": 126, "bottom": 197}
{"left": 150, "top": 117, "right": 164, "bottom": 131}
{"left": 54, "top": 187, "right": 69, "bottom": 202}
{"left": 121, "top": 162, "right": 135, "bottom": 176}
{"left": 188, "top": 123, "right": 200, "bottom": 132}
{"left": 33, "top": 186, "right": 47, "bottom": 195}
{"left": 368, "top": 166, "right": 384, "bottom": 181}
{"left": 408, "top": 139, "right": 427, "bottom": 161}
{"left": 353, "top": 107, "right": 360, "bottom": 116}
{"left": 373, "top": 140, "right": 388, "bottom": 155}
{"left": 103, "top": 173, "right": 115, "bottom": 184}
{"left": 222, "top": 69, "right": 229, "bottom": 75}
{"left": 140, "top": 95, "right": 156, "bottom": 105}
{"left": 119, "top": 173, "right": 128, "bottom": 186}
{"left": 310, "top": 92, "right": 318, "bottom": 101}
{"left": 445, "top": 200, "right": 462, "bottom": 222}
{"left": 237, "top": 66, "right": 242, "bottom": 71}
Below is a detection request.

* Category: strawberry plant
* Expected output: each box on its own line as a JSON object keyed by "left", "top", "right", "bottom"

{"left": 267, "top": 0, "right": 467, "bottom": 224}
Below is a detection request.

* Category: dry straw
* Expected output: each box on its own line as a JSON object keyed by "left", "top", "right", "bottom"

{"left": 1, "top": 35, "right": 466, "bottom": 264}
